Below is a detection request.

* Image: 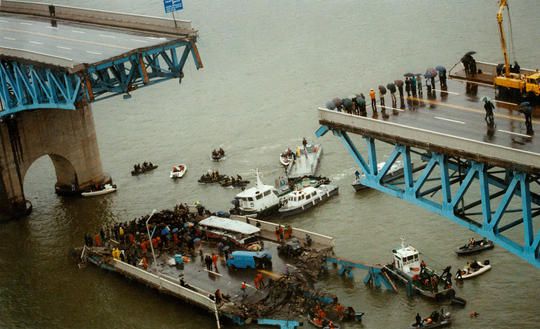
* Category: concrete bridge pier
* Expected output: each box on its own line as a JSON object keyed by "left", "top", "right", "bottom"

{"left": 0, "top": 104, "right": 111, "bottom": 219}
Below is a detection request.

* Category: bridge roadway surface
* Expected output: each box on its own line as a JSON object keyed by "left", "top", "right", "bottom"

{"left": 0, "top": 13, "right": 174, "bottom": 68}
{"left": 321, "top": 78, "right": 539, "bottom": 171}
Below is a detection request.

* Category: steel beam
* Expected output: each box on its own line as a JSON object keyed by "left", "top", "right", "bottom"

{"left": 0, "top": 41, "right": 202, "bottom": 117}
{"left": 319, "top": 125, "right": 540, "bottom": 268}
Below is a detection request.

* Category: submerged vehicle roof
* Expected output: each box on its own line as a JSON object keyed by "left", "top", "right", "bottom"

{"left": 199, "top": 216, "right": 260, "bottom": 235}
{"left": 230, "top": 250, "right": 272, "bottom": 257}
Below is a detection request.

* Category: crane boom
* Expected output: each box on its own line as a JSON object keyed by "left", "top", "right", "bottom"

{"left": 497, "top": 0, "right": 511, "bottom": 77}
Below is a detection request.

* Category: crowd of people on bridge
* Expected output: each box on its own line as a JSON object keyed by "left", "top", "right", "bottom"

{"left": 324, "top": 66, "right": 448, "bottom": 119}
{"left": 324, "top": 61, "right": 535, "bottom": 136}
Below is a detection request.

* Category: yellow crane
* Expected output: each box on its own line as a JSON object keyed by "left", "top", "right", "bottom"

{"left": 493, "top": 0, "right": 540, "bottom": 98}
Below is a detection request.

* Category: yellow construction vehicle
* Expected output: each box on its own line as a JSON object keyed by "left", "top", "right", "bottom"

{"left": 493, "top": 0, "right": 540, "bottom": 98}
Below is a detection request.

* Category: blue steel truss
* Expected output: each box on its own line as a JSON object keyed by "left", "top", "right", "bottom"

{"left": 316, "top": 126, "right": 540, "bottom": 268}
{"left": 325, "top": 257, "right": 396, "bottom": 291}
{"left": 0, "top": 40, "right": 202, "bottom": 117}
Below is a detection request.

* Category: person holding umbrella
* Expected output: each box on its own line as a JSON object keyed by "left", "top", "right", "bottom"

{"left": 332, "top": 97, "right": 343, "bottom": 112}
{"left": 481, "top": 96, "right": 495, "bottom": 128}
{"left": 436, "top": 65, "right": 447, "bottom": 88}
{"left": 369, "top": 88, "right": 377, "bottom": 114}
{"left": 415, "top": 75, "right": 423, "bottom": 98}
{"left": 353, "top": 93, "right": 367, "bottom": 117}
{"left": 325, "top": 100, "right": 336, "bottom": 111}
{"left": 355, "top": 94, "right": 367, "bottom": 116}
{"left": 518, "top": 102, "right": 534, "bottom": 135}
{"left": 394, "top": 80, "right": 405, "bottom": 108}
{"left": 387, "top": 82, "right": 397, "bottom": 108}
{"left": 404, "top": 76, "right": 412, "bottom": 97}
{"left": 342, "top": 97, "right": 353, "bottom": 114}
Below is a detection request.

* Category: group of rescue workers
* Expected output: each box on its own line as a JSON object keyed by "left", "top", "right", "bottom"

{"left": 84, "top": 203, "right": 209, "bottom": 270}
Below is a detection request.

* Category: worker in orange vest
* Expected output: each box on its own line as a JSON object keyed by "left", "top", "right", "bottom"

{"left": 369, "top": 89, "right": 377, "bottom": 113}
{"left": 241, "top": 281, "right": 247, "bottom": 296}
{"left": 142, "top": 256, "right": 148, "bottom": 270}
{"left": 211, "top": 253, "right": 219, "bottom": 272}
{"left": 254, "top": 272, "right": 264, "bottom": 289}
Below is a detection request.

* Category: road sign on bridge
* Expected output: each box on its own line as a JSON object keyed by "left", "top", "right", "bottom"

{"left": 0, "top": 0, "right": 202, "bottom": 117}
{"left": 0, "top": 0, "right": 203, "bottom": 219}
{"left": 164, "top": 0, "right": 183, "bottom": 13}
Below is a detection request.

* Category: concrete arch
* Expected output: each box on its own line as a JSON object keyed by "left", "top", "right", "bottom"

{"left": 22, "top": 153, "right": 79, "bottom": 195}
{"left": 0, "top": 104, "right": 111, "bottom": 219}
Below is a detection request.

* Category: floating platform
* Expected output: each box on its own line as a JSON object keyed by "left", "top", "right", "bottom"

{"left": 285, "top": 144, "right": 322, "bottom": 179}
{"left": 81, "top": 215, "right": 355, "bottom": 328}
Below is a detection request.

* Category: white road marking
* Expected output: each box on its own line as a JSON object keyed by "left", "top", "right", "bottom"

{"left": 19, "top": 22, "right": 33, "bottom": 26}
{"left": 3, "top": 36, "right": 16, "bottom": 41}
{"left": 0, "top": 20, "right": 8, "bottom": 23}
{"left": 29, "top": 40, "right": 43, "bottom": 45}
{"left": 130, "top": 39, "right": 147, "bottom": 43}
{"left": 497, "top": 129, "right": 532, "bottom": 138}
{"left": 46, "top": 26, "right": 58, "bottom": 29}
{"left": 494, "top": 100, "right": 518, "bottom": 106}
{"left": 377, "top": 105, "right": 405, "bottom": 112}
{"left": 434, "top": 116, "right": 466, "bottom": 124}
{"left": 433, "top": 89, "right": 459, "bottom": 95}
{"left": 86, "top": 50, "right": 102, "bottom": 55}
{"left": 99, "top": 34, "right": 116, "bottom": 38}
{"left": 56, "top": 46, "right": 72, "bottom": 50}
{"left": 146, "top": 36, "right": 158, "bottom": 40}
{"left": 71, "top": 30, "right": 85, "bottom": 34}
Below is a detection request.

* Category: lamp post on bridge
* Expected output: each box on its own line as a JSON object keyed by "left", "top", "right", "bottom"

{"left": 145, "top": 209, "right": 158, "bottom": 272}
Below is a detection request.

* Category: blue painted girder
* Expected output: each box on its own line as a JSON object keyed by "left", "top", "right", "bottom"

{"left": 0, "top": 40, "right": 203, "bottom": 117}
{"left": 320, "top": 127, "right": 540, "bottom": 268}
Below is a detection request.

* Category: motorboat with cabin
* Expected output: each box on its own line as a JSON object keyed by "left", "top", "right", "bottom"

{"left": 170, "top": 164, "right": 187, "bottom": 179}
{"left": 230, "top": 170, "right": 284, "bottom": 218}
{"left": 352, "top": 160, "right": 404, "bottom": 191}
{"left": 278, "top": 184, "right": 338, "bottom": 217}
{"left": 81, "top": 183, "right": 117, "bottom": 197}
{"left": 383, "top": 240, "right": 456, "bottom": 301}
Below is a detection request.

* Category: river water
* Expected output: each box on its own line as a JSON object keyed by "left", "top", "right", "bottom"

{"left": 1, "top": 0, "right": 539, "bottom": 328}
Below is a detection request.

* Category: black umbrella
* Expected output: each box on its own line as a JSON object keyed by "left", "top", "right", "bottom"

{"left": 332, "top": 97, "right": 342, "bottom": 108}
{"left": 386, "top": 83, "right": 396, "bottom": 93}
{"left": 343, "top": 98, "right": 353, "bottom": 109}
{"left": 518, "top": 101, "right": 532, "bottom": 114}
{"left": 465, "top": 51, "right": 476, "bottom": 56}
{"left": 404, "top": 73, "right": 415, "bottom": 77}
{"left": 394, "top": 79, "right": 404, "bottom": 87}
{"left": 378, "top": 85, "right": 387, "bottom": 95}
{"left": 435, "top": 65, "right": 446, "bottom": 72}
{"left": 325, "top": 100, "right": 336, "bottom": 110}
{"left": 355, "top": 96, "right": 366, "bottom": 106}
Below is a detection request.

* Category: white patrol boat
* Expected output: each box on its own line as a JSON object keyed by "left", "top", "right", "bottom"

{"left": 81, "top": 183, "right": 117, "bottom": 197}
{"left": 353, "top": 160, "right": 404, "bottom": 191}
{"left": 285, "top": 141, "right": 322, "bottom": 179}
{"left": 231, "top": 170, "right": 283, "bottom": 218}
{"left": 278, "top": 184, "right": 338, "bottom": 217}
{"left": 384, "top": 240, "right": 455, "bottom": 301}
